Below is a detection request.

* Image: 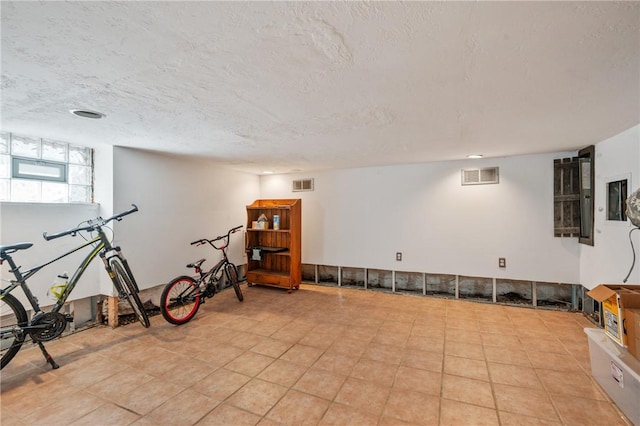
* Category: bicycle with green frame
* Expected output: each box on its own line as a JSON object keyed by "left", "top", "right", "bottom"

{"left": 0, "top": 204, "right": 149, "bottom": 370}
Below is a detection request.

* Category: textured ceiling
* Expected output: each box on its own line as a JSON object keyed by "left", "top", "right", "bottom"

{"left": 1, "top": 1, "right": 639, "bottom": 174}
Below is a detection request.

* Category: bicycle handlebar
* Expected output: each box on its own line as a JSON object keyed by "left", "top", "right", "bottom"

{"left": 190, "top": 225, "right": 243, "bottom": 247}
{"left": 43, "top": 204, "right": 139, "bottom": 241}
{"left": 104, "top": 204, "right": 138, "bottom": 223}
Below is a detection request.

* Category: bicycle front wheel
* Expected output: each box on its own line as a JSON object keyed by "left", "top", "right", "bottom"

{"left": 1, "top": 293, "right": 28, "bottom": 369}
{"left": 226, "top": 264, "right": 243, "bottom": 302}
{"left": 161, "top": 276, "right": 201, "bottom": 325}
{"left": 109, "top": 257, "right": 150, "bottom": 328}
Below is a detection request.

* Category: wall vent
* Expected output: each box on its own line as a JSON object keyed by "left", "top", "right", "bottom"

{"left": 292, "top": 178, "right": 314, "bottom": 192}
{"left": 461, "top": 167, "right": 499, "bottom": 185}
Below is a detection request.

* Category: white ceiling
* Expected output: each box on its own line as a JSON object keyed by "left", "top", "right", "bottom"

{"left": 1, "top": 1, "right": 639, "bottom": 175}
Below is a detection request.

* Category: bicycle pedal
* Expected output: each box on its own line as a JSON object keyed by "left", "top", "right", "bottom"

{"left": 64, "top": 314, "right": 74, "bottom": 322}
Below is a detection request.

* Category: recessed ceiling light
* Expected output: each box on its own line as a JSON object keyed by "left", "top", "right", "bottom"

{"left": 467, "top": 154, "right": 483, "bottom": 159}
{"left": 70, "top": 109, "right": 105, "bottom": 119}
{"left": 262, "top": 171, "right": 273, "bottom": 174}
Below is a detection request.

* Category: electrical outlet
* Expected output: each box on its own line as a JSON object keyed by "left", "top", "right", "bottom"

{"left": 498, "top": 257, "right": 506, "bottom": 268}
{"left": 396, "top": 252, "right": 402, "bottom": 261}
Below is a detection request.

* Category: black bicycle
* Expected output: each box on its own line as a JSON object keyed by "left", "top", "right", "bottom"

{"left": 0, "top": 204, "right": 149, "bottom": 370}
{"left": 160, "top": 225, "right": 244, "bottom": 325}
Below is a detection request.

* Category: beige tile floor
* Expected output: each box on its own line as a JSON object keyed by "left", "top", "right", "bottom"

{"left": 0, "top": 283, "right": 633, "bottom": 425}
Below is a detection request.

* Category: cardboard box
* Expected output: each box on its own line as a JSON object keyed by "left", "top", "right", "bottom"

{"left": 626, "top": 308, "right": 640, "bottom": 360}
{"left": 584, "top": 328, "right": 640, "bottom": 425}
{"left": 587, "top": 285, "right": 640, "bottom": 347}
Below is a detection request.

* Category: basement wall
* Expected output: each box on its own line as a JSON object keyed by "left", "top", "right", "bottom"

{"left": 580, "top": 125, "right": 640, "bottom": 288}
{"left": 111, "top": 147, "right": 259, "bottom": 291}
{"left": 261, "top": 126, "right": 640, "bottom": 290}
{"left": 0, "top": 202, "right": 101, "bottom": 306}
{"left": 1, "top": 125, "right": 636, "bottom": 316}
{"left": 260, "top": 152, "right": 582, "bottom": 285}
{"left": 0, "top": 147, "right": 259, "bottom": 305}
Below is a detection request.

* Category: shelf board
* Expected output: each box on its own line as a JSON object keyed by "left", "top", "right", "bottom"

{"left": 247, "top": 229, "right": 290, "bottom": 233}
{"left": 247, "top": 269, "right": 290, "bottom": 277}
{"left": 247, "top": 206, "right": 291, "bottom": 210}
{"left": 246, "top": 249, "right": 290, "bottom": 256}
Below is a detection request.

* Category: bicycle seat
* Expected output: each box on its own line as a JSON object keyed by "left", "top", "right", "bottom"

{"left": 186, "top": 258, "right": 206, "bottom": 269}
{"left": 0, "top": 242, "right": 34, "bottom": 256}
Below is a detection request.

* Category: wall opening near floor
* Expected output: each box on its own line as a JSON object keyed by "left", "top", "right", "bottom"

{"left": 496, "top": 279, "right": 532, "bottom": 306}
{"left": 367, "top": 269, "right": 393, "bottom": 291}
{"left": 458, "top": 275, "right": 493, "bottom": 303}
{"left": 427, "top": 274, "right": 456, "bottom": 298}
{"left": 395, "top": 271, "right": 423, "bottom": 295}
{"left": 301, "top": 263, "right": 583, "bottom": 312}
{"left": 341, "top": 267, "right": 365, "bottom": 288}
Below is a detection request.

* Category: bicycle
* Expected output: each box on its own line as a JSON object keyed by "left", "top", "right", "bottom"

{"left": 160, "top": 225, "right": 244, "bottom": 325}
{"left": 0, "top": 204, "right": 149, "bottom": 370}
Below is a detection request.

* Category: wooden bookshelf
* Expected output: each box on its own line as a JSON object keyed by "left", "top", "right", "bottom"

{"left": 245, "top": 199, "right": 301, "bottom": 292}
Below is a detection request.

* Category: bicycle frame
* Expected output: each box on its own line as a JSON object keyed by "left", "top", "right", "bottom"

{"left": 1, "top": 227, "right": 126, "bottom": 317}
{"left": 160, "top": 225, "right": 244, "bottom": 325}
{"left": 201, "top": 257, "right": 227, "bottom": 289}
{"left": 190, "top": 228, "right": 240, "bottom": 290}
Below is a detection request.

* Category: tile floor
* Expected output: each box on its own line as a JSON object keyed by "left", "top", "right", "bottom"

{"left": 0, "top": 283, "right": 633, "bottom": 425}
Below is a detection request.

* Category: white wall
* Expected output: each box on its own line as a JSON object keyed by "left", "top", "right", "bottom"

{"left": 93, "top": 143, "right": 114, "bottom": 218}
{"left": 0, "top": 202, "right": 101, "bottom": 306}
{"left": 580, "top": 125, "right": 640, "bottom": 288}
{"left": 111, "top": 147, "right": 259, "bottom": 289}
{"left": 0, "top": 147, "right": 259, "bottom": 303}
{"left": 3, "top": 126, "right": 636, "bottom": 305}
{"left": 261, "top": 152, "right": 581, "bottom": 284}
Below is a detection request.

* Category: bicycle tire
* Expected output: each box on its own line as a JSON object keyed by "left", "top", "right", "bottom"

{"left": 109, "top": 257, "right": 150, "bottom": 328}
{"left": 1, "top": 293, "right": 28, "bottom": 369}
{"left": 226, "top": 263, "right": 243, "bottom": 302}
{"left": 120, "top": 258, "right": 140, "bottom": 292}
{"left": 161, "top": 276, "right": 201, "bottom": 325}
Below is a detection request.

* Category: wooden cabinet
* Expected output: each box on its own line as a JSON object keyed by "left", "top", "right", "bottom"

{"left": 245, "top": 199, "right": 301, "bottom": 292}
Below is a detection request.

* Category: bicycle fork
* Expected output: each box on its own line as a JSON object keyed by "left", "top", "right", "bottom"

{"left": 114, "top": 247, "right": 140, "bottom": 292}
{"left": 100, "top": 247, "right": 139, "bottom": 295}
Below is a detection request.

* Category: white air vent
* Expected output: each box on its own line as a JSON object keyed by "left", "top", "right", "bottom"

{"left": 293, "top": 178, "right": 314, "bottom": 192}
{"left": 461, "top": 167, "right": 499, "bottom": 185}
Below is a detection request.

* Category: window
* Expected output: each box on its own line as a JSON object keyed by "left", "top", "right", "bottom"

{"left": 0, "top": 132, "right": 93, "bottom": 203}
{"left": 578, "top": 145, "right": 595, "bottom": 246}
{"left": 607, "top": 178, "right": 629, "bottom": 222}
{"left": 12, "top": 157, "right": 67, "bottom": 182}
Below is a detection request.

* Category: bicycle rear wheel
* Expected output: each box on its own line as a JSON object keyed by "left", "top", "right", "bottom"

{"left": 226, "top": 263, "right": 243, "bottom": 302}
{"left": 161, "top": 276, "right": 201, "bottom": 325}
{"left": 1, "top": 293, "right": 28, "bottom": 369}
{"left": 109, "top": 257, "right": 150, "bottom": 328}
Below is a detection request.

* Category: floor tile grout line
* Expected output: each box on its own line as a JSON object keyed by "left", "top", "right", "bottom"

{"left": 438, "top": 316, "right": 447, "bottom": 426}
{"left": 482, "top": 322, "right": 502, "bottom": 426}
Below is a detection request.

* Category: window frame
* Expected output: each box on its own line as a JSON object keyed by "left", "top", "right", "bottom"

{"left": 11, "top": 156, "right": 68, "bottom": 182}
{"left": 605, "top": 173, "right": 631, "bottom": 226}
